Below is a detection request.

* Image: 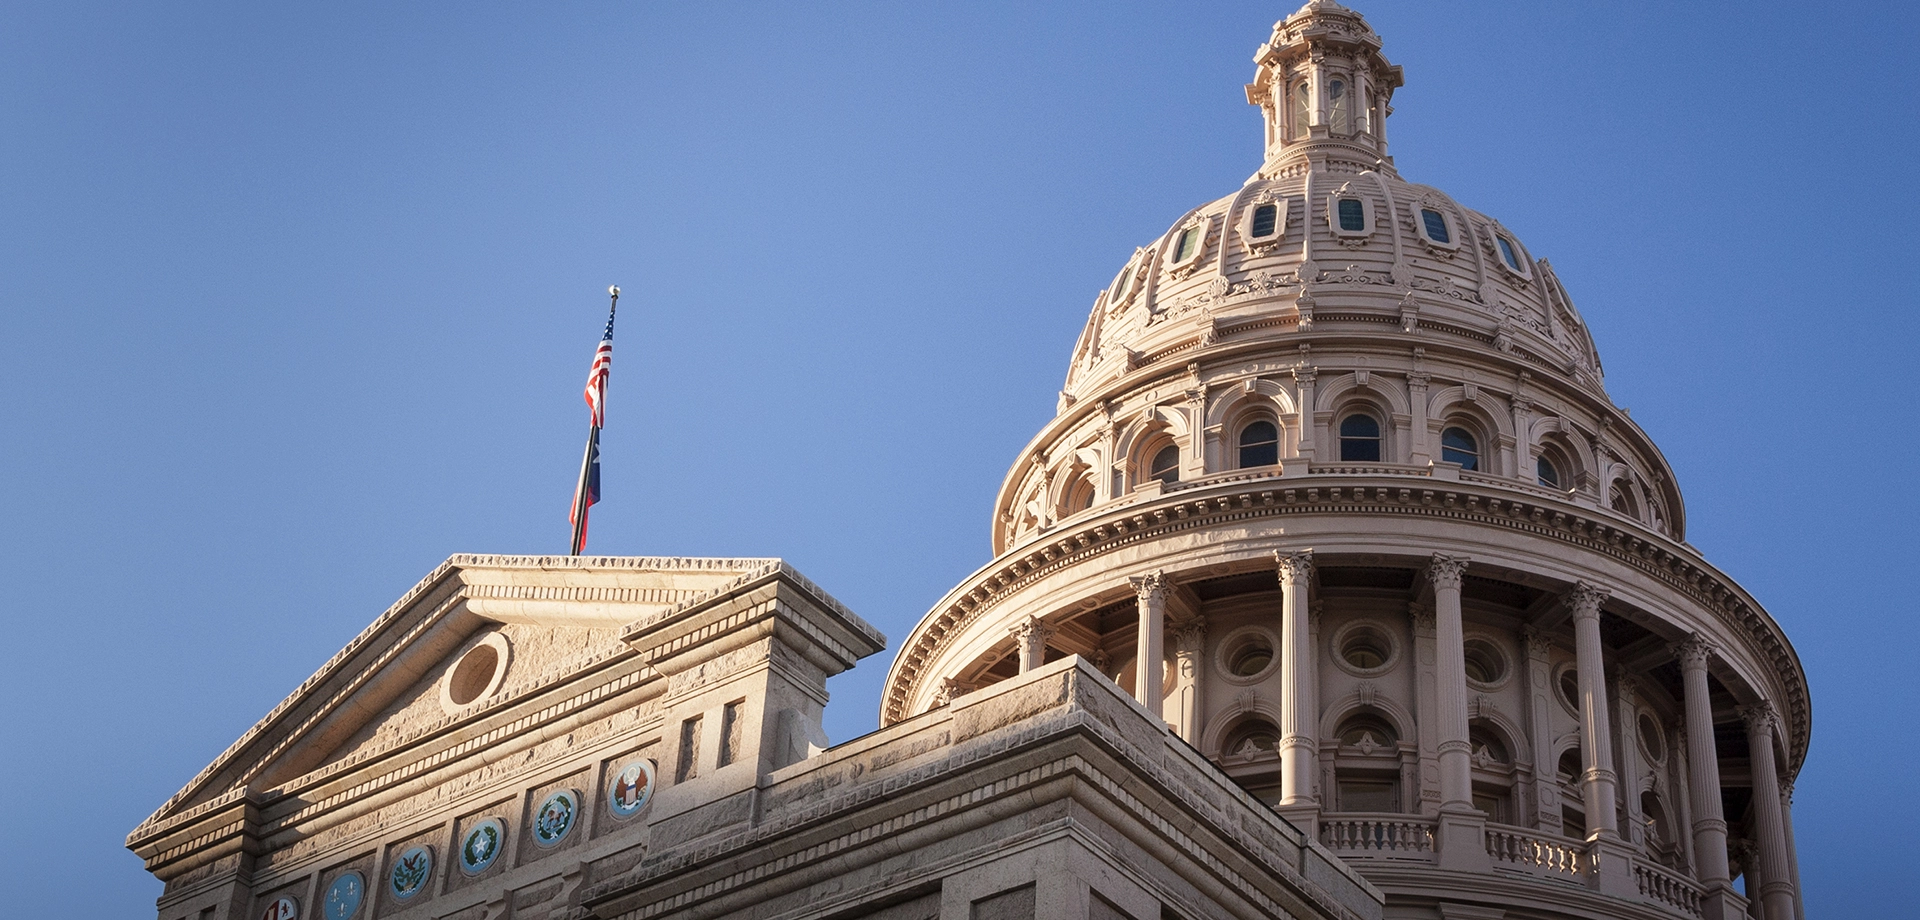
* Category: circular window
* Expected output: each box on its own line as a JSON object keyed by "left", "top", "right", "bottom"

{"left": 440, "top": 633, "right": 511, "bottom": 714}
{"left": 1462, "top": 638, "right": 1509, "bottom": 689}
{"left": 1332, "top": 621, "right": 1399, "bottom": 677}
{"left": 1638, "top": 713, "right": 1667, "bottom": 763}
{"left": 1214, "top": 627, "right": 1279, "bottom": 684}
{"left": 1555, "top": 664, "right": 1582, "bottom": 716}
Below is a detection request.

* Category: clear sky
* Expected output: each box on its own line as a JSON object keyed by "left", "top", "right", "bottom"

{"left": 2, "top": 2, "right": 1914, "bottom": 916}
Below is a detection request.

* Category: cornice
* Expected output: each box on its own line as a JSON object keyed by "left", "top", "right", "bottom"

{"left": 892, "top": 473, "right": 1808, "bottom": 776}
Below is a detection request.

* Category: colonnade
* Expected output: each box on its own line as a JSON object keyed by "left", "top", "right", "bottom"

{"left": 990, "top": 554, "right": 1802, "bottom": 919}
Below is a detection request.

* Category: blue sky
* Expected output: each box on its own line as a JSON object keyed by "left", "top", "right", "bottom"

{"left": 2, "top": 2, "right": 1913, "bottom": 916}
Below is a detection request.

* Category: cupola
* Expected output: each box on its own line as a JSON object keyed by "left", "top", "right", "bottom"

{"left": 1245, "top": 0, "right": 1404, "bottom": 173}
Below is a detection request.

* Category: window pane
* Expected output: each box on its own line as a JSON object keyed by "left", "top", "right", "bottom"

{"left": 1328, "top": 79, "right": 1349, "bottom": 133}
{"left": 1340, "top": 415, "right": 1381, "bottom": 438}
{"left": 1338, "top": 779, "right": 1400, "bottom": 813}
{"left": 1251, "top": 203, "right": 1278, "bottom": 238}
{"left": 1338, "top": 198, "right": 1366, "bottom": 232}
{"left": 1175, "top": 227, "right": 1200, "bottom": 262}
{"left": 1339, "top": 414, "right": 1381, "bottom": 462}
{"left": 1239, "top": 420, "right": 1278, "bottom": 468}
{"left": 1421, "top": 208, "right": 1451, "bottom": 244}
{"left": 1537, "top": 456, "right": 1560, "bottom": 488}
{"left": 1292, "top": 82, "right": 1311, "bottom": 139}
{"left": 1441, "top": 427, "right": 1478, "bottom": 471}
{"left": 1150, "top": 445, "right": 1180, "bottom": 484}
{"left": 1498, "top": 236, "right": 1521, "bottom": 270}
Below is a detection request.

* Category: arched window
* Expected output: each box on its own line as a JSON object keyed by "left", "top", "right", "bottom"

{"left": 1291, "top": 81, "right": 1311, "bottom": 139}
{"left": 1333, "top": 713, "right": 1402, "bottom": 813}
{"left": 1337, "top": 713, "right": 1399, "bottom": 749}
{"left": 1224, "top": 719, "right": 1281, "bottom": 758}
{"left": 1062, "top": 476, "right": 1096, "bottom": 515}
{"left": 1536, "top": 455, "right": 1561, "bottom": 489}
{"left": 1238, "top": 420, "right": 1279, "bottom": 468}
{"left": 1327, "top": 78, "right": 1350, "bottom": 133}
{"left": 1610, "top": 483, "right": 1639, "bottom": 518}
{"left": 1440, "top": 426, "right": 1479, "bottom": 471}
{"left": 1339, "top": 414, "right": 1382, "bottom": 462}
{"left": 1149, "top": 444, "right": 1180, "bottom": 485}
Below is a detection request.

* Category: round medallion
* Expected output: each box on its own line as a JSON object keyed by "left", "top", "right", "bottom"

{"left": 261, "top": 896, "right": 299, "bottom": 920}
{"left": 321, "top": 872, "right": 364, "bottom": 920}
{"left": 532, "top": 789, "right": 579, "bottom": 847}
{"left": 458, "top": 817, "right": 505, "bottom": 876}
{"left": 388, "top": 846, "right": 432, "bottom": 900}
{"left": 607, "top": 759, "right": 656, "bottom": 818}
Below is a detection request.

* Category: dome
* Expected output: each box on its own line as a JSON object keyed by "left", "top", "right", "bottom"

{"left": 885, "top": 7, "right": 1809, "bottom": 919}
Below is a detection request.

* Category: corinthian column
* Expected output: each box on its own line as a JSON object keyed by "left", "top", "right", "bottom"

{"left": 1276, "top": 550, "right": 1317, "bottom": 805}
{"left": 1742, "top": 704, "right": 1795, "bottom": 920}
{"left": 1130, "top": 572, "right": 1169, "bottom": 716}
{"left": 1678, "top": 636, "right": 1733, "bottom": 888}
{"left": 1010, "top": 616, "right": 1055, "bottom": 674}
{"left": 1568, "top": 581, "right": 1619, "bottom": 837}
{"left": 1173, "top": 618, "right": 1208, "bottom": 744}
{"left": 1428, "top": 553, "right": 1473, "bottom": 811}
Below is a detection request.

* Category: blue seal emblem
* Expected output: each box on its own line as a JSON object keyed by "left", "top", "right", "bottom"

{"left": 532, "top": 789, "right": 579, "bottom": 847}
{"left": 388, "top": 846, "right": 431, "bottom": 900}
{"left": 322, "top": 872, "right": 363, "bottom": 920}
{"left": 608, "top": 758, "right": 655, "bottom": 818}
{"left": 458, "top": 817, "right": 504, "bottom": 875}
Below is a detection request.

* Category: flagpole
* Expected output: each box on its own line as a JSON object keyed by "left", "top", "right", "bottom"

{"left": 569, "top": 285, "right": 619, "bottom": 556}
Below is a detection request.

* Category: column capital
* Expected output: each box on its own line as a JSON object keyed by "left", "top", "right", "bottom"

{"left": 1130, "top": 571, "right": 1170, "bottom": 604}
{"left": 1275, "top": 549, "right": 1316, "bottom": 584}
{"left": 1740, "top": 701, "right": 1778, "bottom": 736}
{"left": 1567, "top": 580, "right": 1609, "bottom": 621}
{"left": 1426, "top": 553, "right": 1468, "bottom": 590}
{"left": 1521, "top": 624, "right": 1553, "bottom": 658}
{"left": 1408, "top": 601, "right": 1435, "bottom": 632}
{"left": 1676, "top": 633, "right": 1716, "bottom": 670}
{"left": 1174, "top": 618, "right": 1209, "bottom": 654}
{"left": 1008, "top": 615, "right": 1056, "bottom": 644}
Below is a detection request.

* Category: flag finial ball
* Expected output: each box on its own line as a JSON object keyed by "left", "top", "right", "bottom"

{"left": 608, "top": 285, "right": 620, "bottom": 298}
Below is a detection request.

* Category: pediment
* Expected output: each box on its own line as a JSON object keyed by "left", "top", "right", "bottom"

{"left": 129, "top": 554, "right": 801, "bottom": 845}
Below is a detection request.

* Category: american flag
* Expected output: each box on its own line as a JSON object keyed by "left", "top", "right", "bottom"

{"left": 570, "top": 288, "right": 618, "bottom": 553}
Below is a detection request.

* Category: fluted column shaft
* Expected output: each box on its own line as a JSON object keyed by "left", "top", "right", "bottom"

{"left": 1570, "top": 581, "right": 1619, "bottom": 836}
{"left": 1278, "top": 551, "right": 1317, "bottom": 805}
{"left": 1429, "top": 554, "right": 1473, "bottom": 810}
{"left": 1130, "top": 573, "right": 1168, "bottom": 716}
{"left": 1743, "top": 705, "right": 1795, "bottom": 920}
{"left": 1679, "top": 636, "right": 1732, "bottom": 886}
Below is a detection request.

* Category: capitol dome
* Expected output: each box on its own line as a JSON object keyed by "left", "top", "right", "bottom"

{"left": 884, "top": 4, "right": 1808, "bottom": 919}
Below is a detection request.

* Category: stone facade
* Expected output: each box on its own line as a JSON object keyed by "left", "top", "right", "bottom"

{"left": 133, "top": 4, "right": 1810, "bottom": 920}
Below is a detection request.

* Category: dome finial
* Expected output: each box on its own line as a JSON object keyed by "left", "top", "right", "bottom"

{"left": 1246, "top": 2, "right": 1403, "bottom": 172}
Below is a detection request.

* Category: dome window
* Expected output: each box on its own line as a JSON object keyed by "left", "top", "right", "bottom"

{"left": 1238, "top": 420, "right": 1279, "bottom": 468}
{"left": 1495, "top": 234, "right": 1531, "bottom": 278}
{"left": 1240, "top": 199, "right": 1287, "bottom": 246}
{"left": 1291, "top": 81, "right": 1311, "bottom": 140}
{"left": 1417, "top": 207, "right": 1459, "bottom": 249}
{"left": 1149, "top": 445, "right": 1180, "bottom": 485}
{"left": 1167, "top": 223, "right": 1207, "bottom": 270}
{"left": 1440, "top": 426, "right": 1479, "bottom": 471}
{"left": 1536, "top": 455, "right": 1560, "bottom": 489}
{"left": 1339, "top": 414, "right": 1382, "bottom": 462}
{"left": 1328, "top": 78, "right": 1351, "bottom": 134}
{"left": 1330, "top": 196, "right": 1371, "bottom": 238}
{"left": 1107, "top": 259, "right": 1140, "bottom": 309}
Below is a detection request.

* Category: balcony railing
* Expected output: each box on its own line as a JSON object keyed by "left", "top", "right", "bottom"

{"left": 1634, "top": 859, "right": 1703, "bottom": 917}
{"left": 1486, "top": 825, "right": 1585, "bottom": 881}
{"left": 1319, "top": 815, "right": 1436, "bottom": 861}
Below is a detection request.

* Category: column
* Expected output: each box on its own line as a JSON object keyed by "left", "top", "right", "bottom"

{"left": 1568, "top": 581, "right": 1619, "bottom": 836}
{"left": 1173, "top": 618, "right": 1208, "bottom": 744}
{"left": 1276, "top": 551, "right": 1317, "bottom": 805}
{"left": 1521, "top": 626, "right": 1562, "bottom": 834}
{"left": 1429, "top": 554, "right": 1473, "bottom": 810}
{"left": 1409, "top": 602, "right": 1441, "bottom": 814}
{"left": 1780, "top": 784, "right": 1805, "bottom": 920}
{"left": 1407, "top": 371, "right": 1432, "bottom": 465}
{"left": 1614, "top": 670, "right": 1646, "bottom": 843}
{"left": 1742, "top": 705, "right": 1795, "bottom": 920}
{"left": 1679, "top": 636, "right": 1732, "bottom": 884}
{"left": 1293, "top": 366, "right": 1317, "bottom": 460}
{"left": 1130, "top": 572, "right": 1168, "bottom": 716}
{"left": 1010, "top": 616, "right": 1054, "bottom": 674}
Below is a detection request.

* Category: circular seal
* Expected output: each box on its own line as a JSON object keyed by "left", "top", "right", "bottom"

{"left": 321, "top": 873, "right": 363, "bottom": 920}
{"left": 607, "top": 758, "right": 656, "bottom": 818}
{"left": 388, "top": 846, "right": 432, "bottom": 900}
{"left": 458, "top": 817, "right": 505, "bottom": 876}
{"left": 260, "top": 896, "right": 299, "bottom": 920}
{"left": 532, "top": 789, "right": 579, "bottom": 847}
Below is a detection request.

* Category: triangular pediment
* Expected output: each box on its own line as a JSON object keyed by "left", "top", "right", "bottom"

{"left": 129, "top": 554, "right": 808, "bottom": 845}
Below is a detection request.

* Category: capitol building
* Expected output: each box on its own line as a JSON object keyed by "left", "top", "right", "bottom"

{"left": 130, "top": 5, "right": 1808, "bottom": 920}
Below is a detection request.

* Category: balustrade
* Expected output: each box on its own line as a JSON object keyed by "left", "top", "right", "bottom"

{"left": 1485, "top": 825, "right": 1585, "bottom": 880}
{"left": 1634, "top": 859, "right": 1703, "bottom": 917}
{"left": 1319, "top": 815, "right": 1435, "bottom": 858}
